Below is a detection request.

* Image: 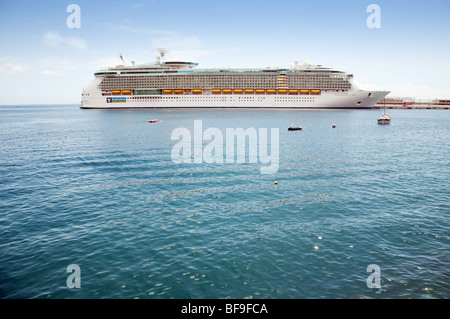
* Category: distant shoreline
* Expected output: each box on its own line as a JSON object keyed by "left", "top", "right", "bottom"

{"left": 375, "top": 97, "right": 450, "bottom": 109}
{"left": 373, "top": 105, "right": 449, "bottom": 109}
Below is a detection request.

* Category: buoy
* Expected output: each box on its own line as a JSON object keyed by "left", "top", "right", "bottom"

{"left": 274, "top": 181, "right": 278, "bottom": 185}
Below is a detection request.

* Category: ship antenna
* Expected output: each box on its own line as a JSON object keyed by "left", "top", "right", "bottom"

{"left": 158, "top": 48, "right": 168, "bottom": 64}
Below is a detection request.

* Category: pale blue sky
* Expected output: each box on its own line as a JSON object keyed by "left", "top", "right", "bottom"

{"left": 1, "top": 0, "right": 449, "bottom": 104}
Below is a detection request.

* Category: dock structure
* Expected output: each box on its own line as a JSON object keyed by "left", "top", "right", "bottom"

{"left": 374, "top": 98, "right": 450, "bottom": 109}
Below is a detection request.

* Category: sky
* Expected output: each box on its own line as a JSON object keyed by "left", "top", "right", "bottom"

{"left": 0, "top": 0, "right": 449, "bottom": 104}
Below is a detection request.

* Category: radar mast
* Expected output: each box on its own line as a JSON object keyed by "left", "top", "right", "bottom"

{"left": 157, "top": 48, "right": 168, "bottom": 65}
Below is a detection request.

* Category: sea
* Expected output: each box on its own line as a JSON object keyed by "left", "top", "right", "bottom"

{"left": 0, "top": 105, "right": 448, "bottom": 299}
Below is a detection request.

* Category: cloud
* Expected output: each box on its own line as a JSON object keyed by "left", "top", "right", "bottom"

{"left": 386, "top": 82, "right": 450, "bottom": 100}
{"left": 106, "top": 24, "right": 176, "bottom": 37}
{"left": 131, "top": 1, "right": 157, "bottom": 9}
{"left": 152, "top": 34, "right": 202, "bottom": 51}
{"left": 64, "top": 37, "right": 87, "bottom": 51}
{"left": 151, "top": 33, "right": 217, "bottom": 62}
{"left": 39, "top": 57, "right": 77, "bottom": 76}
{"left": 103, "top": 24, "right": 217, "bottom": 62}
{"left": 354, "top": 79, "right": 450, "bottom": 100}
{"left": 0, "top": 56, "right": 29, "bottom": 74}
{"left": 91, "top": 56, "right": 125, "bottom": 69}
{"left": 41, "top": 70, "right": 65, "bottom": 76}
{"left": 41, "top": 31, "right": 87, "bottom": 51}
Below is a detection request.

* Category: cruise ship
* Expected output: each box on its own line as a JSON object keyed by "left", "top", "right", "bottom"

{"left": 81, "top": 50, "right": 389, "bottom": 109}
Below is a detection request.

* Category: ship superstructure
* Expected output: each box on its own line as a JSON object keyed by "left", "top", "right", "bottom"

{"left": 81, "top": 50, "right": 389, "bottom": 109}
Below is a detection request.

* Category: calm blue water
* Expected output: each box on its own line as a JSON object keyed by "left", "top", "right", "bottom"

{"left": 0, "top": 105, "right": 449, "bottom": 299}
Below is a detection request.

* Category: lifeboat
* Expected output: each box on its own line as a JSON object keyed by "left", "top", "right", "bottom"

{"left": 300, "top": 89, "right": 310, "bottom": 95}
{"left": 112, "top": 90, "right": 121, "bottom": 95}
{"left": 174, "top": 89, "right": 183, "bottom": 94}
{"left": 192, "top": 89, "right": 202, "bottom": 94}
{"left": 267, "top": 89, "right": 276, "bottom": 94}
{"left": 255, "top": 89, "right": 265, "bottom": 94}
{"left": 163, "top": 89, "right": 173, "bottom": 94}
{"left": 278, "top": 89, "right": 287, "bottom": 94}
{"left": 289, "top": 89, "right": 298, "bottom": 94}
{"left": 212, "top": 89, "right": 221, "bottom": 94}
{"left": 245, "top": 89, "right": 254, "bottom": 94}
{"left": 310, "top": 89, "right": 321, "bottom": 95}
{"left": 121, "top": 90, "right": 131, "bottom": 95}
{"left": 234, "top": 89, "right": 243, "bottom": 94}
{"left": 222, "top": 89, "right": 232, "bottom": 94}
{"left": 184, "top": 89, "right": 191, "bottom": 93}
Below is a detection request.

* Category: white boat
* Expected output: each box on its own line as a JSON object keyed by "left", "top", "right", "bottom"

{"left": 377, "top": 111, "right": 391, "bottom": 125}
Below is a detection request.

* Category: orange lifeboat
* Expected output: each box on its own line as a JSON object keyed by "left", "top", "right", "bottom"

{"left": 163, "top": 89, "right": 173, "bottom": 94}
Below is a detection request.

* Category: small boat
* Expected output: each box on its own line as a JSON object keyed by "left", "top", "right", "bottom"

{"left": 331, "top": 124, "right": 336, "bottom": 128}
{"left": 148, "top": 119, "right": 158, "bottom": 123}
{"left": 288, "top": 125, "right": 302, "bottom": 131}
{"left": 377, "top": 111, "right": 391, "bottom": 125}
{"left": 378, "top": 102, "right": 391, "bottom": 125}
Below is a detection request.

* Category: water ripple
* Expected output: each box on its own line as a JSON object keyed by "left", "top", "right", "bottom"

{"left": 0, "top": 106, "right": 448, "bottom": 299}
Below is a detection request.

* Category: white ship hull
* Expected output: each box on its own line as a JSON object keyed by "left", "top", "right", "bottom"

{"left": 81, "top": 79, "right": 389, "bottom": 109}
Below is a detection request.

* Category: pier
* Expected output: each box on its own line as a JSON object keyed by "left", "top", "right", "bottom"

{"left": 374, "top": 98, "right": 450, "bottom": 109}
